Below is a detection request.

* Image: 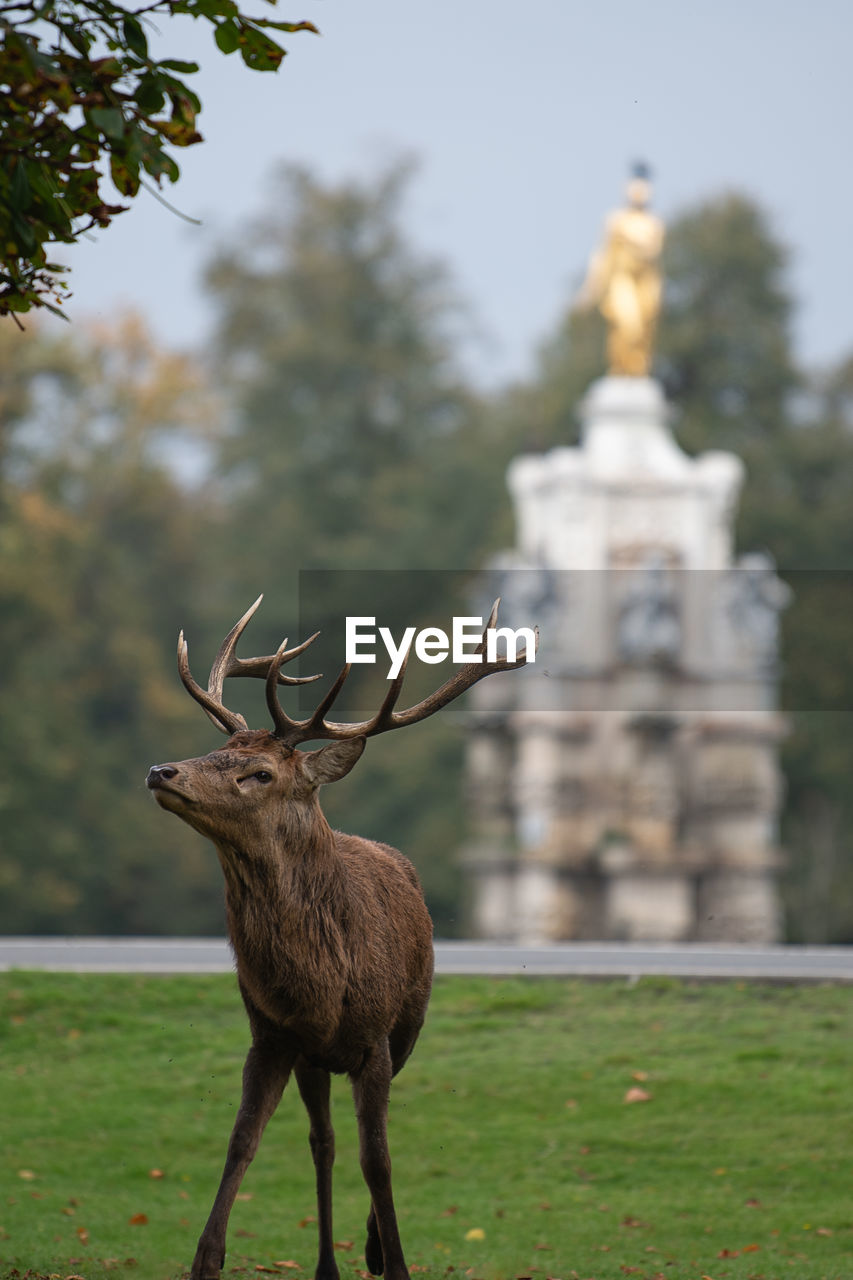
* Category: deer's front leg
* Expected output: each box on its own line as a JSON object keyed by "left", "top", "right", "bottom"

{"left": 191, "top": 1038, "right": 294, "bottom": 1280}
{"left": 352, "top": 1039, "right": 408, "bottom": 1280}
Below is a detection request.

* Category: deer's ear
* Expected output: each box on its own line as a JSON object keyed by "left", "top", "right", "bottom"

{"left": 301, "top": 737, "right": 366, "bottom": 787}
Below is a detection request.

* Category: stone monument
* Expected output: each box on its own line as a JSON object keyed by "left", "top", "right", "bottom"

{"left": 462, "top": 169, "right": 788, "bottom": 944}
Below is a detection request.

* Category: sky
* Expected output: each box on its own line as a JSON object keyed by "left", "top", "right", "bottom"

{"left": 51, "top": 0, "right": 853, "bottom": 388}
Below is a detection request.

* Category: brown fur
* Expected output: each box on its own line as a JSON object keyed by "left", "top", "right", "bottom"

{"left": 147, "top": 729, "right": 433, "bottom": 1280}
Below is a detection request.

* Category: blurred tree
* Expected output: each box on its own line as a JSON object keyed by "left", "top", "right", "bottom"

{"left": 202, "top": 163, "right": 501, "bottom": 931}
{"left": 0, "top": 0, "right": 316, "bottom": 316}
{"left": 656, "top": 193, "right": 799, "bottom": 455}
{"left": 0, "top": 315, "right": 225, "bottom": 932}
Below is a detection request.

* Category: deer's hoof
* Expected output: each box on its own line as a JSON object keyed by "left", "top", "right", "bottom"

{"left": 365, "top": 1221, "right": 384, "bottom": 1275}
{"left": 190, "top": 1239, "right": 225, "bottom": 1280}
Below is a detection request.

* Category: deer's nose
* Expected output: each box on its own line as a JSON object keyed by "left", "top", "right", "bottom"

{"left": 147, "top": 764, "right": 179, "bottom": 789}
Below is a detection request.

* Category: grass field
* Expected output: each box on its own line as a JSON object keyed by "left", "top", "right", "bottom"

{"left": 0, "top": 972, "right": 851, "bottom": 1280}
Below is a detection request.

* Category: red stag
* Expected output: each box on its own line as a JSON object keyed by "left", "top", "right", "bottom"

{"left": 146, "top": 596, "right": 535, "bottom": 1280}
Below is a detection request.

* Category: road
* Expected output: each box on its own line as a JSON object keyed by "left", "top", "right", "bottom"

{"left": 1, "top": 937, "right": 852, "bottom": 981}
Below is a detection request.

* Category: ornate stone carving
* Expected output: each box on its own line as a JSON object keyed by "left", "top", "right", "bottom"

{"left": 463, "top": 374, "right": 786, "bottom": 944}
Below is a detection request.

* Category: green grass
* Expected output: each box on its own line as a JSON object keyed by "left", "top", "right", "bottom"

{"left": 1, "top": 973, "right": 851, "bottom": 1280}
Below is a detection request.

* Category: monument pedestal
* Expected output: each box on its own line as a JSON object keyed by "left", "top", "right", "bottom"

{"left": 464, "top": 376, "right": 787, "bottom": 944}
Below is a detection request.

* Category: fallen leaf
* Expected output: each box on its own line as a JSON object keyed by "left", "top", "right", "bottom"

{"left": 816, "top": 1228, "right": 833, "bottom": 1237}
{"left": 297, "top": 1216, "right": 316, "bottom": 1228}
{"left": 333, "top": 1240, "right": 354, "bottom": 1250}
{"left": 631, "top": 1070, "right": 649, "bottom": 1081}
{"left": 149, "top": 1169, "right": 165, "bottom": 1180}
{"left": 272, "top": 1263, "right": 302, "bottom": 1270}
{"left": 76, "top": 1226, "right": 90, "bottom": 1245}
{"left": 623, "top": 1087, "right": 652, "bottom": 1104}
{"left": 465, "top": 1228, "right": 485, "bottom": 1241}
{"left": 128, "top": 1213, "right": 148, "bottom": 1226}
{"left": 745, "top": 1198, "right": 762, "bottom": 1208}
{"left": 17, "top": 1169, "right": 37, "bottom": 1180}
{"left": 742, "top": 1243, "right": 762, "bottom": 1251}
{"left": 718, "top": 1248, "right": 739, "bottom": 1258}
{"left": 236, "top": 1192, "right": 254, "bottom": 1201}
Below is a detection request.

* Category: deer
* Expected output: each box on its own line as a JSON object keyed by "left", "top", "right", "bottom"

{"left": 146, "top": 595, "right": 536, "bottom": 1280}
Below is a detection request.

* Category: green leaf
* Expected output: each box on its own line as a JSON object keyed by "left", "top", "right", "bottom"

{"left": 237, "top": 25, "right": 285, "bottom": 71}
{"left": 10, "top": 159, "right": 32, "bottom": 212}
{"left": 135, "top": 74, "right": 166, "bottom": 113}
{"left": 214, "top": 19, "right": 240, "bottom": 54}
{"left": 159, "top": 59, "right": 200, "bottom": 73}
{"left": 87, "top": 107, "right": 125, "bottom": 139}
{"left": 122, "top": 15, "right": 148, "bottom": 59}
{"left": 110, "top": 153, "right": 140, "bottom": 198}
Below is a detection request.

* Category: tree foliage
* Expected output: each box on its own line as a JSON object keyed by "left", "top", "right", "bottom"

{"left": 0, "top": 315, "right": 225, "bottom": 931}
{"left": 202, "top": 163, "right": 498, "bottom": 930}
{"left": 0, "top": 0, "right": 316, "bottom": 317}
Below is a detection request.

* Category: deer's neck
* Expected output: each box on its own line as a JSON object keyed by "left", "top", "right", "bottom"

{"left": 215, "top": 799, "right": 348, "bottom": 983}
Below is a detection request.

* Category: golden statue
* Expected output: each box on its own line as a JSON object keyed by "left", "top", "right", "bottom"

{"left": 576, "top": 163, "right": 664, "bottom": 377}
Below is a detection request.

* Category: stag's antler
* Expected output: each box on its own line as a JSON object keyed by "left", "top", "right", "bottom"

{"left": 177, "top": 595, "right": 321, "bottom": 735}
{"left": 179, "top": 597, "right": 537, "bottom": 743}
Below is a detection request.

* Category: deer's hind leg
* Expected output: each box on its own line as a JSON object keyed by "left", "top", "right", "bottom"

{"left": 353, "top": 1038, "right": 411, "bottom": 1280}
{"left": 295, "top": 1058, "right": 340, "bottom": 1280}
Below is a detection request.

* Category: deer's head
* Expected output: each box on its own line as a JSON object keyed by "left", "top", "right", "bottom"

{"left": 147, "top": 595, "right": 536, "bottom": 845}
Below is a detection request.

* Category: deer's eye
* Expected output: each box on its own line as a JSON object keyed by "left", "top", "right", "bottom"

{"left": 253, "top": 770, "right": 273, "bottom": 783}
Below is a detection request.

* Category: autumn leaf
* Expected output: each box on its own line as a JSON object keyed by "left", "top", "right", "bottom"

{"left": 465, "top": 1228, "right": 485, "bottom": 1241}
{"left": 272, "top": 1263, "right": 301, "bottom": 1270}
{"left": 76, "top": 1225, "right": 90, "bottom": 1244}
{"left": 128, "top": 1212, "right": 148, "bottom": 1225}
{"left": 333, "top": 1240, "right": 354, "bottom": 1250}
{"left": 17, "top": 1169, "right": 37, "bottom": 1180}
{"left": 149, "top": 1168, "right": 165, "bottom": 1179}
{"left": 624, "top": 1086, "right": 652, "bottom": 1104}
